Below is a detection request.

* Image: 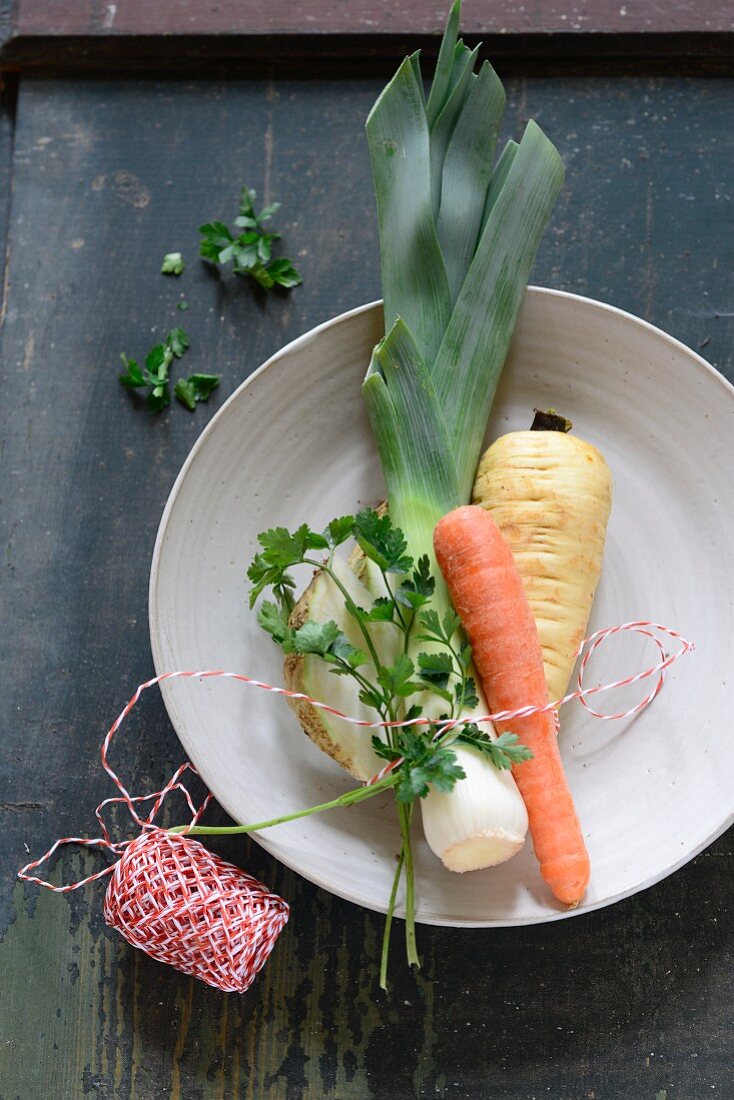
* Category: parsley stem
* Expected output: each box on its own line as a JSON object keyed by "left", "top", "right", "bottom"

{"left": 443, "top": 634, "right": 469, "bottom": 718}
{"left": 303, "top": 557, "right": 384, "bottom": 675}
{"left": 381, "top": 568, "right": 409, "bottom": 634}
{"left": 170, "top": 774, "right": 397, "bottom": 836}
{"left": 379, "top": 845, "right": 405, "bottom": 992}
{"left": 402, "top": 603, "right": 418, "bottom": 657}
{"left": 386, "top": 699, "right": 402, "bottom": 753}
{"left": 335, "top": 658, "right": 388, "bottom": 719}
{"left": 398, "top": 803, "right": 420, "bottom": 969}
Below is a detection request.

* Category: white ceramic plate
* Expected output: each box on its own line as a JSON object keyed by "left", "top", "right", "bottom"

{"left": 149, "top": 289, "right": 734, "bottom": 926}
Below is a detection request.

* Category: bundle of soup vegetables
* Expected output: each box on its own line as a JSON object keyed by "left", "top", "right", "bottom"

{"left": 189, "top": 1, "right": 611, "bottom": 986}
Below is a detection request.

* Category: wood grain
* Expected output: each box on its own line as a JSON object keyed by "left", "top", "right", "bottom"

{"left": 2, "top": 0, "right": 734, "bottom": 72}
{"left": 0, "top": 75, "right": 732, "bottom": 1098}
{"left": 0, "top": 76, "right": 15, "bottom": 296}
{"left": 11, "top": 0, "right": 734, "bottom": 36}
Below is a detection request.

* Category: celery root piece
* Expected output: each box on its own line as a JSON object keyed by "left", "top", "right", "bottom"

{"left": 283, "top": 556, "right": 396, "bottom": 782}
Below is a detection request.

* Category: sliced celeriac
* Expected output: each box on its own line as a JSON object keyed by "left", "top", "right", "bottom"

{"left": 283, "top": 555, "right": 399, "bottom": 781}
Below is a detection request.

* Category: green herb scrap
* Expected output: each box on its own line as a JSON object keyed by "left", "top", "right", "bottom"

{"left": 161, "top": 251, "right": 185, "bottom": 275}
{"left": 118, "top": 326, "right": 190, "bottom": 413}
{"left": 119, "top": 329, "right": 220, "bottom": 415}
{"left": 372, "top": 730, "right": 466, "bottom": 803}
{"left": 174, "top": 374, "right": 220, "bottom": 412}
{"left": 456, "top": 727, "right": 534, "bottom": 769}
{"left": 199, "top": 187, "right": 302, "bottom": 292}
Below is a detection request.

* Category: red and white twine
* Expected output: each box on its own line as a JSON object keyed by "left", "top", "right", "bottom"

{"left": 365, "top": 620, "right": 692, "bottom": 783}
{"left": 18, "top": 619, "right": 691, "bottom": 993}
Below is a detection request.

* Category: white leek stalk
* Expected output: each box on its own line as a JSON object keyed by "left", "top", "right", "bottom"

{"left": 362, "top": 1, "right": 564, "bottom": 873}
{"left": 422, "top": 742, "right": 528, "bottom": 872}
{"left": 362, "top": 551, "right": 529, "bottom": 871}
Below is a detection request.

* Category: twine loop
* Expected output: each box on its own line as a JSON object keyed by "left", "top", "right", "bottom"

{"left": 18, "top": 619, "right": 691, "bottom": 992}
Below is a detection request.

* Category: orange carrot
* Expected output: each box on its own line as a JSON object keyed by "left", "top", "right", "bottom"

{"left": 434, "top": 505, "right": 590, "bottom": 906}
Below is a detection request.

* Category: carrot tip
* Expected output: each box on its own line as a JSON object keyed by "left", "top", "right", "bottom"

{"left": 550, "top": 882, "right": 587, "bottom": 906}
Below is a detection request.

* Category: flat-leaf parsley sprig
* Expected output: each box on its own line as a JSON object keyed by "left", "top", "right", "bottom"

{"left": 247, "top": 510, "right": 482, "bottom": 734}
{"left": 178, "top": 508, "right": 531, "bottom": 988}
{"left": 199, "top": 187, "right": 302, "bottom": 292}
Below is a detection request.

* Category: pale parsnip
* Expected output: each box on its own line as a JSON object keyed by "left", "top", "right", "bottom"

{"left": 472, "top": 429, "right": 612, "bottom": 701}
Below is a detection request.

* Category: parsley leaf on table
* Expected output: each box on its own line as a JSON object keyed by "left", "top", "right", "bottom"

{"left": 118, "top": 327, "right": 190, "bottom": 414}
{"left": 166, "top": 326, "right": 189, "bottom": 357}
{"left": 199, "top": 187, "right": 302, "bottom": 293}
{"left": 161, "top": 251, "right": 185, "bottom": 275}
{"left": 174, "top": 373, "right": 220, "bottom": 412}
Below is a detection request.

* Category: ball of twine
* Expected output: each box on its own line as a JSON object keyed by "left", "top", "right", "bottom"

{"left": 103, "top": 829, "right": 289, "bottom": 993}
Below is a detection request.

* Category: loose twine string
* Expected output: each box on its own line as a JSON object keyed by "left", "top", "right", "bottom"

{"left": 19, "top": 620, "right": 692, "bottom": 893}
{"left": 14, "top": 620, "right": 694, "bottom": 994}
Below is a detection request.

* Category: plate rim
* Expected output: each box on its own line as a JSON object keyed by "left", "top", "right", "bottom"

{"left": 149, "top": 286, "right": 734, "bottom": 927}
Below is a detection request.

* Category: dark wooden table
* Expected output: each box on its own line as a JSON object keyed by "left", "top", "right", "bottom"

{"left": 1, "top": 8, "right": 733, "bottom": 1098}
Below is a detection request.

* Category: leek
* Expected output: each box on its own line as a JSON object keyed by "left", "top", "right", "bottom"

{"left": 362, "top": 0, "right": 564, "bottom": 975}
{"left": 364, "top": 2, "right": 564, "bottom": 603}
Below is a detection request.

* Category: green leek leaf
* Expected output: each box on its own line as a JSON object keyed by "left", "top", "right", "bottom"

{"left": 436, "top": 61, "right": 505, "bottom": 301}
{"left": 431, "top": 120, "right": 565, "bottom": 495}
{"left": 479, "top": 138, "right": 519, "bottom": 238}
{"left": 409, "top": 50, "right": 424, "bottom": 101}
{"left": 366, "top": 318, "right": 460, "bottom": 517}
{"left": 366, "top": 58, "right": 452, "bottom": 365}
{"left": 429, "top": 45, "right": 480, "bottom": 219}
{"left": 425, "top": 0, "right": 462, "bottom": 126}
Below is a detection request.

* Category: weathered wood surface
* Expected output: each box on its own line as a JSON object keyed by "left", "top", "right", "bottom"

{"left": 2, "top": 0, "right": 734, "bottom": 72}
{"left": 0, "top": 76, "right": 732, "bottom": 1099}
{"left": 0, "top": 77, "right": 14, "bottom": 271}
{"left": 13, "top": 0, "right": 734, "bottom": 36}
